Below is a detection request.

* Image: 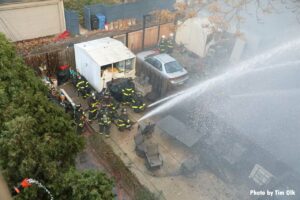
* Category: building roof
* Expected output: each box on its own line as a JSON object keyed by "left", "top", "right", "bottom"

{"left": 157, "top": 115, "right": 204, "bottom": 147}
{"left": 167, "top": 63, "right": 300, "bottom": 175}
{"left": 75, "top": 37, "right": 135, "bottom": 67}
{"left": 208, "top": 65, "right": 300, "bottom": 174}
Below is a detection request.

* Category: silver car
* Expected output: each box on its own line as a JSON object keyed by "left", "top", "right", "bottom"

{"left": 137, "top": 50, "right": 189, "bottom": 86}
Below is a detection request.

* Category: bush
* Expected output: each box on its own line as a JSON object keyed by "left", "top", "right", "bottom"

{"left": 0, "top": 33, "right": 113, "bottom": 200}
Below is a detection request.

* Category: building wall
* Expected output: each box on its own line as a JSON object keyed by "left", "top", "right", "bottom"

{"left": 0, "top": 0, "right": 66, "bottom": 41}
{"left": 175, "top": 17, "right": 212, "bottom": 57}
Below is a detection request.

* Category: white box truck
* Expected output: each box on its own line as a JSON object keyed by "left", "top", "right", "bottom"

{"left": 74, "top": 37, "right": 136, "bottom": 92}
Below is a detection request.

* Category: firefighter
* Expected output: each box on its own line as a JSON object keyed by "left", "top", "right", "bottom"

{"left": 102, "top": 90, "right": 118, "bottom": 112}
{"left": 47, "top": 84, "right": 59, "bottom": 104}
{"left": 75, "top": 104, "right": 83, "bottom": 120}
{"left": 75, "top": 104, "right": 85, "bottom": 134}
{"left": 131, "top": 94, "right": 146, "bottom": 113}
{"left": 83, "top": 80, "right": 91, "bottom": 99}
{"left": 121, "top": 80, "right": 135, "bottom": 105}
{"left": 12, "top": 178, "right": 32, "bottom": 196}
{"left": 87, "top": 92, "right": 99, "bottom": 108}
{"left": 99, "top": 101, "right": 116, "bottom": 122}
{"left": 103, "top": 91, "right": 119, "bottom": 121}
{"left": 167, "top": 33, "right": 174, "bottom": 54}
{"left": 71, "top": 73, "right": 77, "bottom": 87}
{"left": 76, "top": 76, "right": 86, "bottom": 97}
{"left": 58, "top": 90, "right": 71, "bottom": 113}
{"left": 77, "top": 114, "right": 86, "bottom": 134}
{"left": 88, "top": 103, "right": 98, "bottom": 121}
{"left": 115, "top": 108, "right": 132, "bottom": 131}
{"left": 99, "top": 113, "right": 111, "bottom": 137}
{"left": 159, "top": 35, "right": 167, "bottom": 53}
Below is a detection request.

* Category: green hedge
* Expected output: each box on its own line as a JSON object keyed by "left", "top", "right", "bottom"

{"left": 0, "top": 33, "right": 113, "bottom": 200}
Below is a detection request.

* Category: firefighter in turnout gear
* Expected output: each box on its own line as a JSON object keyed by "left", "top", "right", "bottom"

{"left": 121, "top": 80, "right": 135, "bottom": 105}
{"left": 83, "top": 80, "right": 91, "bottom": 99}
{"left": 99, "top": 113, "right": 111, "bottom": 137}
{"left": 159, "top": 35, "right": 167, "bottom": 53}
{"left": 99, "top": 100, "right": 116, "bottom": 122}
{"left": 87, "top": 92, "right": 99, "bottom": 108}
{"left": 131, "top": 93, "right": 146, "bottom": 113}
{"left": 75, "top": 104, "right": 85, "bottom": 134}
{"left": 88, "top": 103, "right": 98, "bottom": 121}
{"left": 102, "top": 90, "right": 118, "bottom": 112}
{"left": 70, "top": 69, "right": 79, "bottom": 87}
{"left": 77, "top": 114, "right": 86, "bottom": 134}
{"left": 115, "top": 108, "right": 132, "bottom": 131}
{"left": 167, "top": 33, "right": 174, "bottom": 54}
{"left": 76, "top": 76, "right": 86, "bottom": 97}
{"left": 74, "top": 104, "right": 83, "bottom": 122}
{"left": 12, "top": 178, "right": 32, "bottom": 196}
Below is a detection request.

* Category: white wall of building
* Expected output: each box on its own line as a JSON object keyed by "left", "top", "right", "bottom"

{"left": 0, "top": 0, "right": 66, "bottom": 41}
{"left": 176, "top": 17, "right": 213, "bottom": 57}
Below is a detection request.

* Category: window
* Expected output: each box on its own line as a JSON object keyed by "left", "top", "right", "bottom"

{"left": 125, "top": 59, "right": 133, "bottom": 72}
{"left": 152, "top": 59, "right": 162, "bottom": 71}
{"left": 115, "top": 61, "right": 125, "bottom": 72}
{"left": 164, "top": 61, "right": 183, "bottom": 73}
{"left": 114, "top": 59, "right": 133, "bottom": 73}
{"left": 145, "top": 57, "right": 155, "bottom": 66}
{"left": 146, "top": 57, "right": 162, "bottom": 71}
{"left": 249, "top": 164, "right": 273, "bottom": 186}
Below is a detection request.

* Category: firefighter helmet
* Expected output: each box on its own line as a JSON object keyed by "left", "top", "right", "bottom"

{"left": 76, "top": 104, "right": 82, "bottom": 110}
{"left": 121, "top": 108, "right": 127, "bottom": 114}
{"left": 91, "top": 92, "right": 96, "bottom": 100}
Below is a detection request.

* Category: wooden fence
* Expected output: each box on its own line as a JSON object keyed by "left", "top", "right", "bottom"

{"left": 24, "top": 23, "right": 175, "bottom": 74}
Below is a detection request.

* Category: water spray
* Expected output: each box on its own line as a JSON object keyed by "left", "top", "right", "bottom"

{"left": 148, "top": 60, "right": 300, "bottom": 109}
{"left": 138, "top": 38, "right": 300, "bottom": 122}
{"left": 230, "top": 88, "right": 300, "bottom": 99}
{"left": 147, "top": 91, "right": 186, "bottom": 108}
{"left": 12, "top": 178, "right": 54, "bottom": 200}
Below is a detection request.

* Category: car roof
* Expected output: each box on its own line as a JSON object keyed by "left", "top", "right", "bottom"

{"left": 153, "top": 53, "right": 176, "bottom": 64}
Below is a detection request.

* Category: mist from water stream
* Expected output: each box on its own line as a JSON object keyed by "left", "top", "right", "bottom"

{"left": 139, "top": 38, "right": 300, "bottom": 122}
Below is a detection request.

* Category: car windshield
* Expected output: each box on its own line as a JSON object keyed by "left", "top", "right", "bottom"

{"left": 164, "top": 61, "right": 183, "bottom": 73}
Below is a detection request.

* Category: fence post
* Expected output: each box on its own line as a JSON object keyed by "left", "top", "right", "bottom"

{"left": 84, "top": 6, "right": 92, "bottom": 31}
{"left": 142, "top": 14, "right": 151, "bottom": 51}
{"left": 157, "top": 24, "right": 161, "bottom": 44}
{"left": 142, "top": 15, "right": 146, "bottom": 51}
{"left": 125, "top": 32, "right": 129, "bottom": 47}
